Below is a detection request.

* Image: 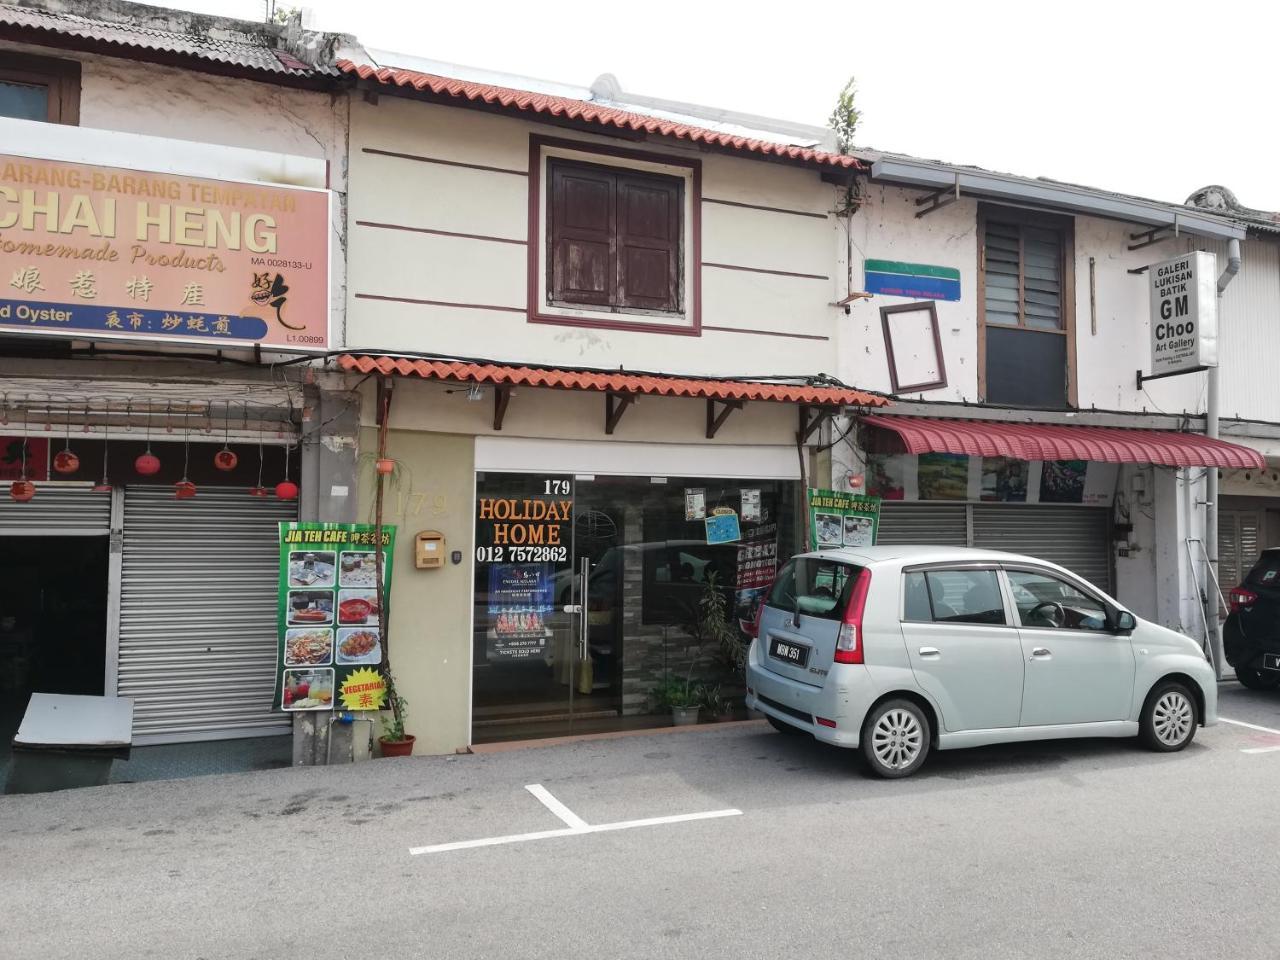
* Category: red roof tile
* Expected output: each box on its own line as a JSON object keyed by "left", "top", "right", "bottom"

{"left": 338, "top": 355, "right": 887, "bottom": 408}
{"left": 862, "top": 414, "right": 1265, "bottom": 469}
{"left": 337, "top": 60, "right": 862, "bottom": 171}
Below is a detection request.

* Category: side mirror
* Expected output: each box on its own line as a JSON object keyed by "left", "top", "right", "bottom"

{"left": 1114, "top": 611, "right": 1136, "bottom": 633}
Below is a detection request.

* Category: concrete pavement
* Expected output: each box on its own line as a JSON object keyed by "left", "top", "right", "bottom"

{"left": 2, "top": 681, "right": 1279, "bottom": 960}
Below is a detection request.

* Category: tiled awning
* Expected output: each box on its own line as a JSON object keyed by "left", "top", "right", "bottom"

{"left": 338, "top": 355, "right": 888, "bottom": 408}
{"left": 861, "top": 415, "right": 1265, "bottom": 469}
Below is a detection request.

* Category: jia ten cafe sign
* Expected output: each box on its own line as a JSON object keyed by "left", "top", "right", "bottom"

{"left": 1148, "top": 250, "right": 1218, "bottom": 377}
{"left": 0, "top": 152, "right": 330, "bottom": 351}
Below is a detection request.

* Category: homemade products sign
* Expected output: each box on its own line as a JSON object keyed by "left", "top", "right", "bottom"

{"left": 809, "top": 489, "right": 881, "bottom": 551}
{"left": 475, "top": 476, "right": 573, "bottom": 660}
{"left": 276, "top": 522, "right": 397, "bottom": 713}
{"left": 1, "top": 152, "right": 330, "bottom": 350}
{"left": 1148, "top": 250, "right": 1217, "bottom": 377}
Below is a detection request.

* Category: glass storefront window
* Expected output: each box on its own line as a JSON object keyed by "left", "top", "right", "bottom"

{"left": 471, "top": 472, "right": 797, "bottom": 742}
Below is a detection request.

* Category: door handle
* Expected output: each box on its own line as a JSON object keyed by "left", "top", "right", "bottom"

{"left": 918, "top": 646, "right": 940, "bottom": 658}
{"left": 1030, "top": 647, "right": 1052, "bottom": 659}
{"left": 562, "top": 604, "right": 582, "bottom": 614}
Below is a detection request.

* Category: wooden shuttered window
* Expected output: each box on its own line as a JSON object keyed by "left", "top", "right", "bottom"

{"left": 982, "top": 219, "right": 1063, "bottom": 330}
{"left": 548, "top": 158, "right": 682, "bottom": 314}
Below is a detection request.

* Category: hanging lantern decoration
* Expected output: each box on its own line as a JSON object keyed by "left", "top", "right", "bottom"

{"left": 214, "top": 400, "right": 238, "bottom": 471}
{"left": 275, "top": 438, "right": 298, "bottom": 500}
{"left": 92, "top": 409, "right": 112, "bottom": 493}
{"left": 135, "top": 401, "right": 161, "bottom": 476}
{"left": 10, "top": 399, "right": 34, "bottom": 502}
{"left": 249, "top": 416, "right": 269, "bottom": 497}
{"left": 175, "top": 405, "right": 197, "bottom": 499}
{"left": 53, "top": 404, "right": 80, "bottom": 474}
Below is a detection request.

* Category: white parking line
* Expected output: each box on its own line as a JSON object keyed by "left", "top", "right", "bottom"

{"left": 409, "top": 783, "right": 742, "bottom": 856}
{"left": 1219, "top": 716, "right": 1280, "bottom": 736}
{"left": 1241, "top": 746, "right": 1280, "bottom": 755}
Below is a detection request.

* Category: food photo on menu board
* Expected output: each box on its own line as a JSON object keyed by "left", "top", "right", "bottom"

{"left": 282, "top": 668, "right": 334, "bottom": 711}
{"left": 336, "top": 626, "right": 382, "bottom": 665}
{"left": 338, "top": 551, "right": 388, "bottom": 588}
{"left": 287, "top": 590, "right": 333, "bottom": 625}
{"left": 337, "top": 589, "right": 380, "bottom": 625}
{"left": 284, "top": 627, "right": 333, "bottom": 666}
{"left": 288, "top": 551, "right": 336, "bottom": 588}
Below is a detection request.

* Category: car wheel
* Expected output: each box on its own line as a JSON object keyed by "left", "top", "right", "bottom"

{"left": 766, "top": 714, "right": 805, "bottom": 736}
{"left": 1139, "top": 681, "right": 1198, "bottom": 752}
{"left": 860, "top": 699, "right": 930, "bottom": 779}
{"left": 1235, "top": 666, "right": 1280, "bottom": 691}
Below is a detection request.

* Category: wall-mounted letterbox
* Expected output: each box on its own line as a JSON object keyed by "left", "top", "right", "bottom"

{"left": 415, "top": 530, "right": 445, "bottom": 569}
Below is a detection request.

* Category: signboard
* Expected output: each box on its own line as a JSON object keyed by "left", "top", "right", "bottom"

{"left": 705, "top": 509, "right": 741, "bottom": 545}
{"left": 0, "top": 436, "right": 48, "bottom": 481}
{"left": 275, "top": 522, "right": 397, "bottom": 713}
{"left": 734, "top": 522, "right": 778, "bottom": 632}
{"left": 808, "top": 488, "right": 881, "bottom": 551}
{"left": 1, "top": 152, "right": 330, "bottom": 350}
{"left": 474, "top": 475, "right": 573, "bottom": 661}
{"left": 1148, "top": 250, "right": 1217, "bottom": 376}
{"left": 864, "top": 259, "right": 961, "bottom": 301}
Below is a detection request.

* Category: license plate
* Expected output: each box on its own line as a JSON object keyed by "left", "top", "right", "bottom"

{"left": 769, "top": 636, "right": 810, "bottom": 668}
{"left": 1264, "top": 654, "right": 1280, "bottom": 672}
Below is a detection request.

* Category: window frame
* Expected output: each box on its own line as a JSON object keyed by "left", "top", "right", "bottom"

{"left": 1001, "top": 564, "right": 1117, "bottom": 633}
{"left": 527, "top": 134, "right": 701, "bottom": 337}
{"left": 976, "top": 204, "right": 1076, "bottom": 406}
{"left": 900, "top": 562, "right": 1015, "bottom": 628}
{"left": 0, "top": 52, "right": 80, "bottom": 125}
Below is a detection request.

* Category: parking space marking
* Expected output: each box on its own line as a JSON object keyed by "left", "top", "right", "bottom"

{"left": 409, "top": 783, "right": 742, "bottom": 856}
{"left": 1241, "top": 746, "right": 1280, "bottom": 755}
{"left": 1219, "top": 717, "right": 1280, "bottom": 736}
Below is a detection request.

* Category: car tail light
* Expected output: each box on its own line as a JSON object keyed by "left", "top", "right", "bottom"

{"left": 1229, "top": 587, "right": 1259, "bottom": 612}
{"left": 746, "top": 600, "right": 765, "bottom": 639}
{"left": 815, "top": 716, "right": 837, "bottom": 728}
{"left": 834, "top": 568, "right": 872, "bottom": 665}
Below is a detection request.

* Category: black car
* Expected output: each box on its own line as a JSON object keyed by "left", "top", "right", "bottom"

{"left": 1224, "top": 548, "right": 1280, "bottom": 690}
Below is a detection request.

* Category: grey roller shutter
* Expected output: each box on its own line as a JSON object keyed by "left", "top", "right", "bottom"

{"left": 0, "top": 484, "right": 110, "bottom": 533}
{"left": 118, "top": 486, "right": 297, "bottom": 744}
{"left": 877, "top": 503, "right": 968, "bottom": 546}
{"left": 972, "top": 504, "right": 1112, "bottom": 591}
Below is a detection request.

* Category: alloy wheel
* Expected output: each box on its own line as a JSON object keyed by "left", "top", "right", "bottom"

{"left": 872, "top": 708, "right": 923, "bottom": 770}
{"left": 1152, "top": 691, "right": 1193, "bottom": 747}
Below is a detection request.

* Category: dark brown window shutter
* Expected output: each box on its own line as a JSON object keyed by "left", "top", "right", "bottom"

{"left": 549, "top": 162, "right": 616, "bottom": 307}
{"left": 616, "top": 174, "right": 681, "bottom": 312}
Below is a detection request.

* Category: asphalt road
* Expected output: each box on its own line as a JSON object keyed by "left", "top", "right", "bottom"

{"left": 3, "top": 681, "right": 1280, "bottom": 960}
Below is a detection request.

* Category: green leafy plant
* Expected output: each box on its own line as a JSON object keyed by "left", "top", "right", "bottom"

{"left": 650, "top": 677, "right": 700, "bottom": 711}
{"left": 381, "top": 690, "right": 408, "bottom": 742}
{"left": 699, "top": 684, "right": 734, "bottom": 718}
{"left": 828, "top": 75, "right": 860, "bottom": 154}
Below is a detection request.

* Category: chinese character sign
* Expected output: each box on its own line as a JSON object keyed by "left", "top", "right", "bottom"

{"left": 0, "top": 153, "right": 330, "bottom": 350}
{"left": 276, "top": 522, "right": 397, "bottom": 713}
{"left": 808, "top": 488, "right": 882, "bottom": 551}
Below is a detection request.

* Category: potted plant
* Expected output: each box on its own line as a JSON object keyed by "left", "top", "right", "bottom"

{"left": 651, "top": 677, "right": 702, "bottom": 726}
{"left": 379, "top": 690, "right": 415, "bottom": 757}
{"left": 700, "top": 684, "right": 737, "bottom": 723}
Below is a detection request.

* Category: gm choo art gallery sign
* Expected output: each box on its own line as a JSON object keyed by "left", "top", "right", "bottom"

{"left": 1147, "top": 250, "right": 1218, "bottom": 378}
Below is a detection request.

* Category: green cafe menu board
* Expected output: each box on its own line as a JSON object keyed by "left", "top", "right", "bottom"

{"left": 275, "top": 522, "right": 397, "bottom": 713}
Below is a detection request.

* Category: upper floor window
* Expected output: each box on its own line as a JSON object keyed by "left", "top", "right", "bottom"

{"left": 0, "top": 53, "right": 80, "bottom": 125}
{"left": 979, "top": 206, "right": 1074, "bottom": 407}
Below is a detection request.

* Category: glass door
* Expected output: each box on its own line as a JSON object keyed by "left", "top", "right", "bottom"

{"left": 471, "top": 472, "right": 580, "bottom": 741}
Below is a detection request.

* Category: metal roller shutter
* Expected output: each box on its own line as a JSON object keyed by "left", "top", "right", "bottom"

{"left": 118, "top": 486, "right": 297, "bottom": 744}
{"left": 877, "top": 503, "right": 968, "bottom": 546}
{"left": 0, "top": 484, "right": 111, "bottom": 533}
{"left": 972, "top": 505, "right": 1112, "bottom": 591}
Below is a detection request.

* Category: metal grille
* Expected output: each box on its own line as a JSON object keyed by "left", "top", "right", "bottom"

{"left": 972, "top": 505, "right": 1112, "bottom": 591}
{"left": 118, "top": 486, "right": 296, "bottom": 744}
{"left": 0, "top": 484, "right": 111, "bottom": 534}
{"left": 877, "top": 503, "right": 968, "bottom": 546}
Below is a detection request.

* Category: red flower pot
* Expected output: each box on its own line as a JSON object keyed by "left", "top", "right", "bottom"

{"left": 9, "top": 480, "right": 35, "bottom": 502}
{"left": 275, "top": 480, "right": 299, "bottom": 500}
{"left": 53, "top": 450, "right": 80, "bottom": 474}
{"left": 174, "top": 480, "right": 197, "bottom": 499}
{"left": 379, "top": 735, "right": 415, "bottom": 758}
{"left": 375, "top": 458, "right": 396, "bottom": 476}
{"left": 213, "top": 448, "right": 238, "bottom": 471}
{"left": 135, "top": 452, "right": 161, "bottom": 476}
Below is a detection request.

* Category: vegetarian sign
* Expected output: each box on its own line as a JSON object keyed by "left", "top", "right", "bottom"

{"left": 808, "top": 488, "right": 881, "bottom": 551}
{"left": 1, "top": 152, "right": 330, "bottom": 350}
{"left": 276, "top": 522, "right": 397, "bottom": 713}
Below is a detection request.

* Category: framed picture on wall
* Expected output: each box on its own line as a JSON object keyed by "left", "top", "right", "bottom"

{"left": 880, "top": 301, "right": 947, "bottom": 394}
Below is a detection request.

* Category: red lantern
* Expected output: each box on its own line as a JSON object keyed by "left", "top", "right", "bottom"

{"left": 91, "top": 481, "right": 113, "bottom": 493}
{"left": 249, "top": 486, "right": 270, "bottom": 498}
{"left": 175, "top": 480, "right": 197, "bottom": 499}
{"left": 275, "top": 480, "right": 299, "bottom": 500}
{"left": 53, "top": 449, "right": 80, "bottom": 474}
{"left": 214, "top": 448, "right": 238, "bottom": 471}
{"left": 10, "top": 480, "right": 35, "bottom": 502}
{"left": 135, "top": 452, "right": 161, "bottom": 476}
{"left": 375, "top": 458, "right": 395, "bottom": 476}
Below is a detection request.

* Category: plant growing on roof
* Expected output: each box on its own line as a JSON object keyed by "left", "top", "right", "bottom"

{"left": 829, "top": 75, "right": 865, "bottom": 217}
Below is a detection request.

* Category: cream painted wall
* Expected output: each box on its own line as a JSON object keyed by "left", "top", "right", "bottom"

{"left": 356, "top": 425, "right": 475, "bottom": 755}
{"left": 345, "top": 96, "right": 846, "bottom": 376}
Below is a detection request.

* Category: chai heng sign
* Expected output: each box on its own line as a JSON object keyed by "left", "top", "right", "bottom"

{"left": 0, "top": 152, "right": 330, "bottom": 351}
{"left": 1148, "top": 250, "right": 1218, "bottom": 377}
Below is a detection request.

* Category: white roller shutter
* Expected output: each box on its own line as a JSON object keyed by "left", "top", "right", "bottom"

{"left": 0, "top": 484, "right": 111, "bottom": 534}
{"left": 877, "top": 503, "right": 968, "bottom": 546}
{"left": 972, "top": 505, "right": 1112, "bottom": 592}
{"left": 118, "top": 486, "right": 297, "bottom": 744}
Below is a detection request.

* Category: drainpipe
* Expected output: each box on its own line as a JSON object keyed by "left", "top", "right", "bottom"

{"left": 1205, "top": 237, "right": 1241, "bottom": 677}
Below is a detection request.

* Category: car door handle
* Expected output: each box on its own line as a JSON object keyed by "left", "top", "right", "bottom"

{"left": 1030, "top": 647, "right": 1052, "bottom": 660}
{"left": 918, "top": 646, "right": 941, "bottom": 658}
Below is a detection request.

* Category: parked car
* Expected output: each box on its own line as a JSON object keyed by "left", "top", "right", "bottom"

{"left": 745, "top": 545, "right": 1216, "bottom": 778}
{"left": 1224, "top": 547, "right": 1280, "bottom": 690}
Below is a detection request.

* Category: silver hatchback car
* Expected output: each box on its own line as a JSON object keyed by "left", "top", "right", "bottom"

{"left": 744, "top": 546, "right": 1217, "bottom": 778}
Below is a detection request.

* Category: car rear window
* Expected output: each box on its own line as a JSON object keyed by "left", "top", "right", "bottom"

{"left": 1246, "top": 552, "right": 1280, "bottom": 588}
{"left": 767, "top": 557, "right": 862, "bottom": 621}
